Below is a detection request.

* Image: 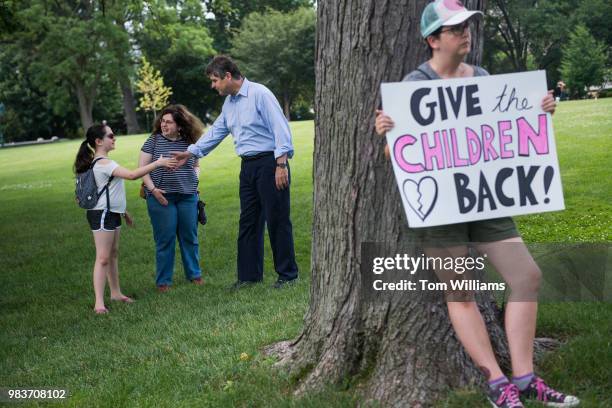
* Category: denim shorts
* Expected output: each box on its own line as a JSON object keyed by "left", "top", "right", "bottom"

{"left": 413, "top": 217, "right": 519, "bottom": 246}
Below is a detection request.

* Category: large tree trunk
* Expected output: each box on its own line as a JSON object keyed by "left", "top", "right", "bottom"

{"left": 74, "top": 81, "right": 95, "bottom": 131}
{"left": 113, "top": 16, "right": 142, "bottom": 135}
{"left": 264, "top": 1, "right": 514, "bottom": 406}
{"left": 283, "top": 89, "right": 291, "bottom": 121}
{"left": 119, "top": 74, "right": 142, "bottom": 134}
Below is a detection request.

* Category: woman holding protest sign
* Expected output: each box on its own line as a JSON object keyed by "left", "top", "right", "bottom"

{"left": 74, "top": 124, "right": 177, "bottom": 314}
{"left": 138, "top": 105, "right": 205, "bottom": 292}
{"left": 375, "top": 1, "right": 578, "bottom": 407}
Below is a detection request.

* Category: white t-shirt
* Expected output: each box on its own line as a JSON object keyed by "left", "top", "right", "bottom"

{"left": 92, "top": 158, "right": 126, "bottom": 213}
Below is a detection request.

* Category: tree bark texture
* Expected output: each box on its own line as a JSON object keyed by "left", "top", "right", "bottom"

{"left": 119, "top": 74, "right": 142, "bottom": 134}
{"left": 283, "top": 89, "right": 291, "bottom": 120}
{"left": 264, "top": 1, "right": 516, "bottom": 407}
{"left": 73, "top": 55, "right": 99, "bottom": 132}
{"left": 74, "top": 81, "right": 95, "bottom": 132}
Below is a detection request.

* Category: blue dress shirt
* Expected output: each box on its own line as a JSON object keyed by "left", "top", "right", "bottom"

{"left": 188, "top": 79, "right": 294, "bottom": 159}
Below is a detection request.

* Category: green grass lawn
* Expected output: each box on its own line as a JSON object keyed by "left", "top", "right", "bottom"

{"left": 1, "top": 99, "right": 610, "bottom": 407}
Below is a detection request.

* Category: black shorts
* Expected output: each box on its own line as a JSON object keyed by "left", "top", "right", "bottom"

{"left": 87, "top": 210, "right": 122, "bottom": 232}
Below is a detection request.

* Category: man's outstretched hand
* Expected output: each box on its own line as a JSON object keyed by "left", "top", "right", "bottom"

{"left": 170, "top": 151, "right": 192, "bottom": 168}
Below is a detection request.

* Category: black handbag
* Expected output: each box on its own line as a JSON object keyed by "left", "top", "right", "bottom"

{"left": 197, "top": 198, "right": 207, "bottom": 225}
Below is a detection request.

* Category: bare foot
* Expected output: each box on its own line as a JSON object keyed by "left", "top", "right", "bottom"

{"left": 110, "top": 295, "right": 135, "bottom": 303}
{"left": 94, "top": 307, "right": 109, "bottom": 314}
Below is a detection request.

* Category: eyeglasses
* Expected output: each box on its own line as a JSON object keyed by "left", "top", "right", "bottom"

{"left": 105, "top": 133, "right": 115, "bottom": 140}
{"left": 441, "top": 21, "right": 471, "bottom": 36}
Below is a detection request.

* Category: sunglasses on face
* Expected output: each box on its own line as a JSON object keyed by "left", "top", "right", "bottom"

{"left": 441, "top": 21, "right": 471, "bottom": 36}
{"left": 105, "top": 133, "right": 115, "bottom": 140}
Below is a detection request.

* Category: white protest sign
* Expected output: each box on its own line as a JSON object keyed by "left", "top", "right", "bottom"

{"left": 381, "top": 70, "right": 564, "bottom": 228}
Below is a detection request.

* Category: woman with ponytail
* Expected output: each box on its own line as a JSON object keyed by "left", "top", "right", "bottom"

{"left": 138, "top": 105, "right": 205, "bottom": 292}
{"left": 74, "top": 124, "right": 177, "bottom": 314}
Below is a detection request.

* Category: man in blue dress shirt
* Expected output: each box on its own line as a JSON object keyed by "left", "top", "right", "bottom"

{"left": 172, "top": 55, "right": 298, "bottom": 289}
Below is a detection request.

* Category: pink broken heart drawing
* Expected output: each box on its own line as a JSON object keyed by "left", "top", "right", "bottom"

{"left": 402, "top": 177, "right": 438, "bottom": 221}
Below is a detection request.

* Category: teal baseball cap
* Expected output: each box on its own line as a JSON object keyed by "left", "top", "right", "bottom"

{"left": 421, "top": 0, "right": 483, "bottom": 38}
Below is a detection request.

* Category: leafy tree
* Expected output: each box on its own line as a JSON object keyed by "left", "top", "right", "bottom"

{"left": 136, "top": 57, "right": 173, "bottom": 123}
{"left": 484, "top": 0, "right": 568, "bottom": 74}
{"left": 1, "top": 0, "right": 316, "bottom": 140}
{"left": 0, "top": 41, "right": 122, "bottom": 141}
{"left": 105, "top": 1, "right": 146, "bottom": 134}
{"left": 135, "top": 1, "right": 216, "bottom": 122}
{"left": 483, "top": 0, "right": 612, "bottom": 88}
{"left": 0, "top": 1, "right": 149, "bottom": 139}
{"left": 0, "top": 45, "right": 65, "bottom": 142}
{"left": 1, "top": 1, "right": 124, "bottom": 132}
{"left": 0, "top": 0, "right": 20, "bottom": 35}
{"left": 231, "top": 8, "right": 315, "bottom": 119}
{"left": 560, "top": 25, "right": 607, "bottom": 98}
{"left": 574, "top": 0, "right": 612, "bottom": 64}
{"left": 203, "top": 0, "right": 313, "bottom": 52}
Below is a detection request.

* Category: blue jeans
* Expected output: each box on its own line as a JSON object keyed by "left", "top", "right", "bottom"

{"left": 147, "top": 193, "right": 201, "bottom": 286}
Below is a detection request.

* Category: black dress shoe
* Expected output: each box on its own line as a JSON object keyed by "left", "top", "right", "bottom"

{"left": 273, "top": 278, "right": 298, "bottom": 289}
{"left": 229, "top": 280, "right": 260, "bottom": 291}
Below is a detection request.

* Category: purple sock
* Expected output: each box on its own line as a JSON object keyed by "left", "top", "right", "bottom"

{"left": 512, "top": 372, "right": 535, "bottom": 391}
{"left": 488, "top": 375, "right": 509, "bottom": 391}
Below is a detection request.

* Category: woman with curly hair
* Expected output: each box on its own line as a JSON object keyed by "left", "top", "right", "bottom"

{"left": 138, "top": 105, "right": 205, "bottom": 292}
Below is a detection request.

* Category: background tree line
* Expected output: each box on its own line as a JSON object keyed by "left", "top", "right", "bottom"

{"left": 0, "top": 0, "right": 609, "bottom": 143}
{"left": 0, "top": 0, "right": 314, "bottom": 142}
{"left": 483, "top": 0, "right": 610, "bottom": 97}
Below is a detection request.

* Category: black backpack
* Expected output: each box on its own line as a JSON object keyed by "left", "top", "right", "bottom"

{"left": 75, "top": 157, "right": 114, "bottom": 209}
